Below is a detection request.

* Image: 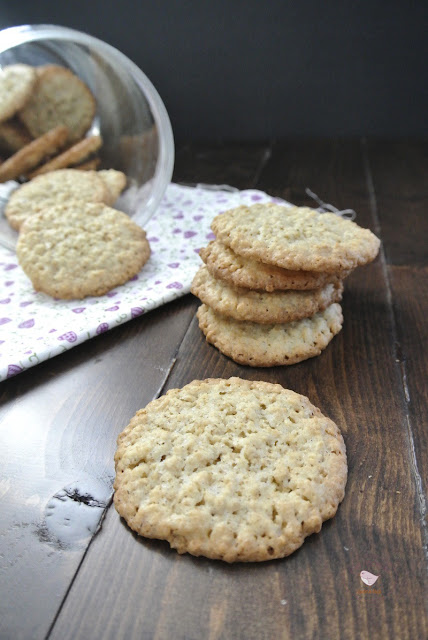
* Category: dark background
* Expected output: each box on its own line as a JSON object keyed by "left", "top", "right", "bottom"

{"left": 0, "top": 0, "right": 427, "bottom": 143}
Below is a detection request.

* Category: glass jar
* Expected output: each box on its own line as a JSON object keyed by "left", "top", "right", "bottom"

{"left": 0, "top": 24, "right": 174, "bottom": 227}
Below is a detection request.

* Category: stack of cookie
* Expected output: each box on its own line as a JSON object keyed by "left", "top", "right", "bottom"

{"left": 191, "top": 202, "right": 380, "bottom": 366}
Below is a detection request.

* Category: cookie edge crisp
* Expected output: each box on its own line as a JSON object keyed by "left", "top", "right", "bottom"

{"left": 200, "top": 240, "right": 350, "bottom": 291}
{"left": 16, "top": 201, "right": 150, "bottom": 299}
{"left": 196, "top": 302, "right": 344, "bottom": 367}
{"left": 4, "top": 167, "right": 110, "bottom": 230}
{"left": 211, "top": 204, "right": 380, "bottom": 273}
{"left": 113, "top": 377, "right": 347, "bottom": 562}
{"left": 191, "top": 264, "right": 344, "bottom": 324}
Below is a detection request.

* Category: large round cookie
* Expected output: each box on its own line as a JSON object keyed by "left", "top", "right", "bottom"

{"left": 197, "top": 303, "right": 343, "bottom": 367}
{"left": 211, "top": 203, "right": 380, "bottom": 273}
{"left": 191, "top": 265, "right": 343, "bottom": 324}
{"left": 5, "top": 168, "right": 109, "bottom": 230}
{"left": 200, "top": 240, "right": 350, "bottom": 291}
{"left": 114, "top": 377, "right": 347, "bottom": 562}
{"left": 19, "top": 64, "right": 96, "bottom": 142}
{"left": 16, "top": 201, "right": 150, "bottom": 299}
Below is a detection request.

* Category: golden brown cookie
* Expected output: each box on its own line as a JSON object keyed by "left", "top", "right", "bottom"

{"left": 0, "top": 125, "right": 68, "bottom": 183}
{"left": 19, "top": 64, "right": 96, "bottom": 142}
{"left": 191, "top": 265, "right": 343, "bottom": 324}
{"left": 196, "top": 303, "right": 343, "bottom": 367}
{"left": 28, "top": 134, "right": 102, "bottom": 177}
{"left": 5, "top": 168, "right": 109, "bottom": 230}
{"left": 200, "top": 240, "right": 350, "bottom": 291}
{"left": 16, "top": 201, "right": 150, "bottom": 299}
{"left": 211, "top": 203, "right": 380, "bottom": 273}
{"left": 98, "top": 169, "right": 127, "bottom": 204}
{"left": 114, "top": 376, "right": 347, "bottom": 562}
{"left": 74, "top": 157, "right": 101, "bottom": 171}
{"left": 0, "top": 64, "right": 37, "bottom": 123}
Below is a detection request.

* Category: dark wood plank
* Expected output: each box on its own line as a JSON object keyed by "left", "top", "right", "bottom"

{"left": 254, "top": 138, "right": 372, "bottom": 219}
{"left": 366, "top": 138, "right": 428, "bottom": 514}
{"left": 261, "top": 140, "right": 427, "bottom": 639}
{"left": 364, "top": 139, "right": 427, "bottom": 267}
{"left": 386, "top": 265, "right": 428, "bottom": 509}
{"left": 50, "top": 140, "right": 427, "bottom": 640}
{"left": 0, "top": 296, "right": 197, "bottom": 640}
{"left": 0, "top": 141, "right": 269, "bottom": 639}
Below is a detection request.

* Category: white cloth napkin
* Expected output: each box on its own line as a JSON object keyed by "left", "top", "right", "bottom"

{"left": 0, "top": 182, "right": 283, "bottom": 380}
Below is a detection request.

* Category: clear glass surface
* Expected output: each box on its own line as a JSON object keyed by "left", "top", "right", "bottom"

{"left": 0, "top": 24, "right": 174, "bottom": 227}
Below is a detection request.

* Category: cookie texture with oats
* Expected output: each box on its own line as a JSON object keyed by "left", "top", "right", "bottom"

{"left": 16, "top": 201, "right": 150, "bottom": 299}
{"left": 200, "top": 240, "right": 350, "bottom": 291}
{"left": 113, "top": 376, "right": 347, "bottom": 562}
{"left": 5, "top": 168, "right": 109, "bottom": 230}
{"left": 0, "top": 64, "right": 37, "bottom": 123}
{"left": 191, "top": 265, "right": 343, "bottom": 324}
{"left": 0, "top": 125, "right": 68, "bottom": 183}
{"left": 197, "top": 303, "right": 343, "bottom": 367}
{"left": 211, "top": 203, "right": 380, "bottom": 273}
{"left": 19, "top": 65, "right": 96, "bottom": 142}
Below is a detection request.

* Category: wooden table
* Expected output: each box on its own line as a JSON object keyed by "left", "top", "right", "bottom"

{"left": 0, "top": 139, "right": 426, "bottom": 640}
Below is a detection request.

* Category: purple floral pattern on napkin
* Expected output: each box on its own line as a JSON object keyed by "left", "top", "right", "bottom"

{"left": 0, "top": 183, "right": 282, "bottom": 380}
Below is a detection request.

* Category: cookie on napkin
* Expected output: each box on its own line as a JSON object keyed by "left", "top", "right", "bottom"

{"left": 196, "top": 303, "right": 343, "bottom": 367}
{"left": 191, "top": 265, "right": 344, "bottom": 324}
{"left": 5, "top": 168, "right": 109, "bottom": 229}
{"left": 16, "top": 201, "right": 150, "bottom": 299}
{"left": 114, "top": 377, "right": 347, "bottom": 562}
{"left": 211, "top": 203, "right": 380, "bottom": 273}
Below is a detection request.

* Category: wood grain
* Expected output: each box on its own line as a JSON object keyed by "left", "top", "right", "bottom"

{"left": 365, "top": 139, "right": 427, "bottom": 267}
{"left": 366, "top": 138, "right": 428, "bottom": 515}
{"left": 0, "top": 140, "right": 426, "bottom": 640}
{"left": 0, "top": 141, "right": 269, "bottom": 640}
{"left": 48, "top": 140, "right": 427, "bottom": 640}
{"left": 0, "top": 297, "right": 197, "bottom": 640}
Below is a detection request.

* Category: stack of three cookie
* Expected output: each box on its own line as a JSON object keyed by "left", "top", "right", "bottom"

{"left": 191, "top": 203, "right": 380, "bottom": 367}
